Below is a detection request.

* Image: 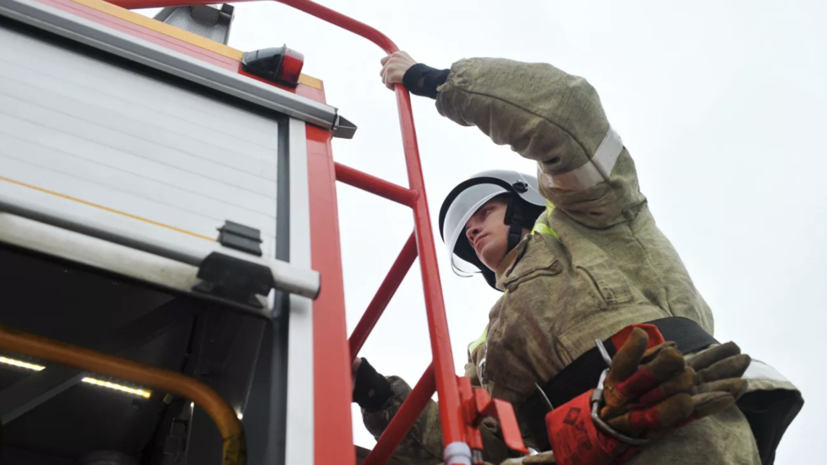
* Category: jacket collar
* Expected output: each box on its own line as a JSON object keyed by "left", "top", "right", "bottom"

{"left": 494, "top": 234, "right": 530, "bottom": 291}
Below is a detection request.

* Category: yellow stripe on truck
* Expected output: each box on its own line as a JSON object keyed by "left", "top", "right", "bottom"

{"left": 0, "top": 176, "right": 215, "bottom": 242}
{"left": 65, "top": 0, "right": 324, "bottom": 90}
{"left": 298, "top": 74, "right": 323, "bottom": 89}
{"left": 68, "top": 0, "right": 243, "bottom": 60}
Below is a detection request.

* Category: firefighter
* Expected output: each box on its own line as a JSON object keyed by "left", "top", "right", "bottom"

{"left": 352, "top": 52, "right": 802, "bottom": 465}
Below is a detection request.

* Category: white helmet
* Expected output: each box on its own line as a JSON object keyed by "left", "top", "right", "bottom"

{"left": 438, "top": 170, "right": 546, "bottom": 290}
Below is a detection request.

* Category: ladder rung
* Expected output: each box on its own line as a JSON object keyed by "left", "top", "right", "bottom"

{"left": 334, "top": 163, "right": 417, "bottom": 206}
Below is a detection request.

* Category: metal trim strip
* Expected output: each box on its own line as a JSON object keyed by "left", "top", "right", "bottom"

{"left": 0, "top": 191, "right": 321, "bottom": 302}
{"left": 284, "top": 118, "right": 314, "bottom": 465}
{"left": 0, "top": 0, "right": 338, "bottom": 129}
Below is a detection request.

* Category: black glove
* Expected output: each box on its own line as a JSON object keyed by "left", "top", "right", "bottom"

{"left": 403, "top": 63, "right": 450, "bottom": 99}
{"left": 353, "top": 358, "right": 394, "bottom": 412}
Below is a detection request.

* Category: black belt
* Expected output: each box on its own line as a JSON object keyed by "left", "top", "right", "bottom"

{"left": 518, "top": 317, "right": 718, "bottom": 452}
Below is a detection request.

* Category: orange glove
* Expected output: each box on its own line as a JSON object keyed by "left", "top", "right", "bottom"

{"left": 547, "top": 325, "right": 751, "bottom": 465}
{"left": 600, "top": 329, "right": 750, "bottom": 438}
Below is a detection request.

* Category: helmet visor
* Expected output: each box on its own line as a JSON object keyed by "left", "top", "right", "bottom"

{"left": 443, "top": 183, "right": 508, "bottom": 273}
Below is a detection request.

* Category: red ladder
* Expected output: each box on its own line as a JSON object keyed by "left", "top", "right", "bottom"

{"left": 108, "top": 0, "right": 528, "bottom": 463}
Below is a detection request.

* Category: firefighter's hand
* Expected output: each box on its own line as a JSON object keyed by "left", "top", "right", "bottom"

{"left": 380, "top": 51, "right": 417, "bottom": 90}
{"left": 352, "top": 358, "right": 394, "bottom": 411}
{"left": 600, "top": 329, "right": 751, "bottom": 437}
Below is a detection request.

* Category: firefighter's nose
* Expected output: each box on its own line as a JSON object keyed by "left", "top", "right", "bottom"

{"left": 466, "top": 226, "right": 480, "bottom": 243}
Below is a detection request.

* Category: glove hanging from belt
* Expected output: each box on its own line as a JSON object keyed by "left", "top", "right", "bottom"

{"left": 546, "top": 324, "right": 751, "bottom": 465}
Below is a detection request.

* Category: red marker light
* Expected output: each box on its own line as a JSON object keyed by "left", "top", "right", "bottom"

{"left": 241, "top": 45, "right": 305, "bottom": 87}
{"left": 279, "top": 47, "right": 304, "bottom": 86}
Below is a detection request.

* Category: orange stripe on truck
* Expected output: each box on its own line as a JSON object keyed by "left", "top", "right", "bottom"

{"left": 0, "top": 176, "right": 215, "bottom": 242}
{"left": 63, "top": 0, "right": 324, "bottom": 89}
{"left": 67, "top": 0, "right": 243, "bottom": 60}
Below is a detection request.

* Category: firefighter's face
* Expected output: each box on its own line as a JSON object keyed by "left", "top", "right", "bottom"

{"left": 465, "top": 197, "right": 512, "bottom": 271}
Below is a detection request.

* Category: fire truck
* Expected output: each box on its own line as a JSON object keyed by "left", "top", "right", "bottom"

{"left": 0, "top": 0, "right": 526, "bottom": 463}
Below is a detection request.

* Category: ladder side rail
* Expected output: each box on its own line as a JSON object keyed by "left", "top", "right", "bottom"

{"left": 103, "top": 0, "right": 469, "bottom": 460}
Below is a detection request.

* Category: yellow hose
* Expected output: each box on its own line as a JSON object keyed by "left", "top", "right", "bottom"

{"left": 0, "top": 326, "right": 246, "bottom": 465}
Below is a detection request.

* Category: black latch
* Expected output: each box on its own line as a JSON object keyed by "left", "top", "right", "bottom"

{"left": 193, "top": 252, "right": 274, "bottom": 308}
{"left": 217, "top": 221, "right": 263, "bottom": 257}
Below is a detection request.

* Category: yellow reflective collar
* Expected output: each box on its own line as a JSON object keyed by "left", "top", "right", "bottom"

{"left": 531, "top": 223, "right": 559, "bottom": 239}
{"left": 531, "top": 201, "right": 559, "bottom": 239}
{"left": 468, "top": 327, "right": 488, "bottom": 356}
{"left": 546, "top": 200, "right": 556, "bottom": 220}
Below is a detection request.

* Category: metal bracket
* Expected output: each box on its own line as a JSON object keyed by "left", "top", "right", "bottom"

{"left": 457, "top": 377, "right": 528, "bottom": 464}
{"left": 333, "top": 114, "right": 357, "bottom": 140}
{"left": 153, "top": 3, "right": 234, "bottom": 45}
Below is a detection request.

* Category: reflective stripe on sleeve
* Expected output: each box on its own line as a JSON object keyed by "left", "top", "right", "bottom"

{"left": 743, "top": 360, "right": 792, "bottom": 384}
{"left": 547, "top": 127, "right": 624, "bottom": 191}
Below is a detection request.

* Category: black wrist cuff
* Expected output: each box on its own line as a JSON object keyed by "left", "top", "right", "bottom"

{"left": 402, "top": 63, "right": 450, "bottom": 99}
{"left": 353, "top": 358, "right": 393, "bottom": 412}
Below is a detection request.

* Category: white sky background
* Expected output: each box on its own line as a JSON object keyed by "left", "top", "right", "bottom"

{"left": 141, "top": 0, "right": 826, "bottom": 461}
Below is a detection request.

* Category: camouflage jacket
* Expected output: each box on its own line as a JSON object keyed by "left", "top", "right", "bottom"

{"left": 361, "top": 58, "right": 799, "bottom": 465}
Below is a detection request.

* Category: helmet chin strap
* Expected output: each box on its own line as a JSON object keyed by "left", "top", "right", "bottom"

{"left": 451, "top": 259, "right": 480, "bottom": 278}
{"left": 504, "top": 194, "right": 527, "bottom": 255}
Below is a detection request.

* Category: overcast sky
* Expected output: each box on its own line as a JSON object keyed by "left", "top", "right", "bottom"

{"left": 144, "top": 0, "right": 825, "bottom": 461}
